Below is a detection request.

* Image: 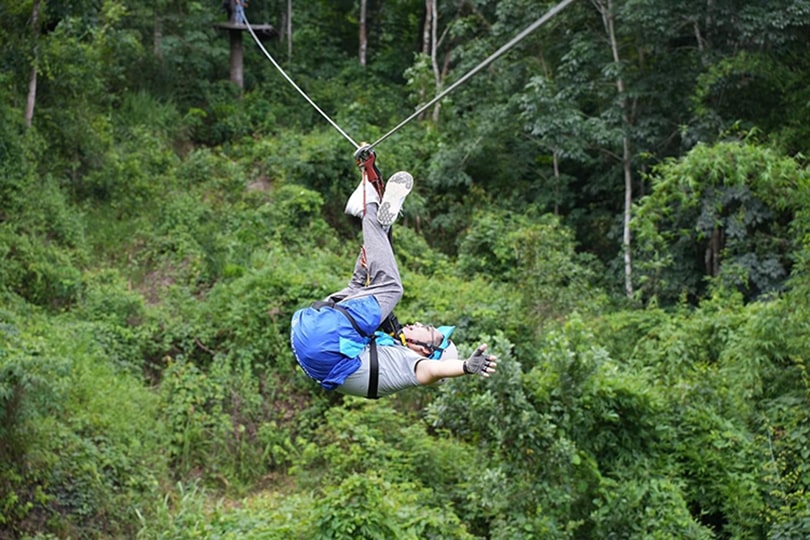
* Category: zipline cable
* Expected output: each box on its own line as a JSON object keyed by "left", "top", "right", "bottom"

{"left": 241, "top": 16, "right": 361, "bottom": 149}
{"left": 367, "top": 0, "right": 576, "bottom": 151}
{"left": 240, "top": 0, "right": 576, "bottom": 152}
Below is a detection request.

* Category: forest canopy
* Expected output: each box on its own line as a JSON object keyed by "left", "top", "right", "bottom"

{"left": 1, "top": 0, "right": 809, "bottom": 538}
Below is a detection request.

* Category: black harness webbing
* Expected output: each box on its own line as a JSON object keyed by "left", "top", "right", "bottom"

{"left": 367, "top": 336, "right": 379, "bottom": 400}
{"left": 311, "top": 301, "right": 379, "bottom": 399}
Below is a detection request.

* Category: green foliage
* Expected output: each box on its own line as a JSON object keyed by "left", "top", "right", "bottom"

{"left": 3, "top": 1, "right": 810, "bottom": 537}
{"left": 594, "top": 288, "right": 810, "bottom": 537}
{"left": 0, "top": 309, "right": 166, "bottom": 538}
{"left": 0, "top": 227, "right": 83, "bottom": 309}
{"left": 81, "top": 125, "right": 180, "bottom": 211}
{"left": 151, "top": 247, "right": 348, "bottom": 489}
{"left": 313, "top": 472, "right": 472, "bottom": 540}
{"left": 760, "top": 400, "right": 810, "bottom": 540}
{"left": 457, "top": 209, "right": 608, "bottom": 324}
{"left": 293, "top": 401, "right": 470, "bottom": 488}
{"left": 0, "top": 152, "right": 86, "bottom": 307}
{"left": 426, "top": 309, "right": 807, "bottom": 537}
{"left": 188, "top": 81, "right": 252, "bottom": 146}
{"left": 290, "top": 402, "right": 476, "bottom": 538}
{"left": 589, "top": 474, "right": 713, "bottom": 540}
{"left": 71, "top": 269, "right": 151, "bottom": 375}
{"left": 427, "top": 334, "right": 578, "bottom": 536}
{"left": 137, "top": 474, "right": 471, "bottom": 540}
{"left": 635, "top": 140, "right": 808, "bottom": 304}
{"left": 159, "top": 357, "right": 234, "bottom": 480}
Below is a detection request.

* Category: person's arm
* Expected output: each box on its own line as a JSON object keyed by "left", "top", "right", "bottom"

{"left": 415, "top": 344, "right": 496, "bottom": 385}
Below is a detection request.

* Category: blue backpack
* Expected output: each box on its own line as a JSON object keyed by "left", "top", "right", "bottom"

{"left": 290, "top": 296, "right": 382, "bottom": 391}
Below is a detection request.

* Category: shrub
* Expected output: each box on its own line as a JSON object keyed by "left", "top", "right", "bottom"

{"left": 457, "top": 209, "right": 608, "bottom": 325}
{"left": 634, "top": 140, "right": 809, "bottom": 304}
{"left": 0, "top": 311, "right": 166, "bottom": 538}
{"left": 312, "top": 472, "right": 472, "bottom": 540}
{"left": 0, "top": 164, "right": 87, "bottom": 309}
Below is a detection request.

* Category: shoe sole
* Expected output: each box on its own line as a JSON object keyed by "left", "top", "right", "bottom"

{"left": 378, "top": 172, "right": 413, "bottom": 227}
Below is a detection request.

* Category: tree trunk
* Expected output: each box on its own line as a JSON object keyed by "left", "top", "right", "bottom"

{"left": 24, "top": 0, "right": 41, "bottom": 128}
{"left": 230, "top": 30, "right": 244, "bottom": 91}
{"left": 705, "top": 226, "right": 722, "bottom": 276}
{"left": 359, "top": 0, "right": 368, "bottom": 66}
{"left": 598, "top": 0, "right": 634, "bottom": 298}
{"left": 422, "top": 0, "right": 432, "bottom": 55}
{"left": 621, "top": 137, "right": 633, "bottom": 298}
{"left": 552, "top": 149, "right": 560, "bottom": 215}
{"left": 25, "top": 66, "right": 37, "bottom": 129}
{"left": 154, "top": 13, "right": 163, "bottom": 59}
{"left": 429, "top": 0, "right": 441, "bottom": 121}
{"left": 419, "top": 0, "right": 443, "bottom": 121}
{"left": 417, "top": 0, "right": 432, "bottom": 119}
{"left": 287, "top": 0, "right": 293, "bottom": 60}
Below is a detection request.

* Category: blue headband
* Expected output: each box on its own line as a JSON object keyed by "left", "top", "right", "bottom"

{"left": 429, "top": 325, "right": 456, "bottom": 360}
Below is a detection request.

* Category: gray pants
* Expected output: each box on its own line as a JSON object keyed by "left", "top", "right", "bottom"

{"left": 326, "top": 203, "right": 402, "bottom": 319}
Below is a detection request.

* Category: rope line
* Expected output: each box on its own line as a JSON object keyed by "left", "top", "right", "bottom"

{"left": 367, "top": 0, "right": 577, "bottom": 151}
{"left": 241, "top": 16, "right": 361, "bottom": 149}
{"left": 240, "top": 0, "right": 575, "bottom": 152}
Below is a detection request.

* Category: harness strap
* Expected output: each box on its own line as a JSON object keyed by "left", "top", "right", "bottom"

{"left": 311, "top": 300, "right": 379, "bottom": 399}
{"left": 367, "top": 337, "right": 379, "bottom": 400}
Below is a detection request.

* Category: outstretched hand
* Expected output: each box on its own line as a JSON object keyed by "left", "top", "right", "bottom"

{"left": 463, "top": 344, "right": 497, "bottom": 377}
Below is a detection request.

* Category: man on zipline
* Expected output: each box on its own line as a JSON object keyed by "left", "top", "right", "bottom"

{"left": 290, "top": 150, "right": 497, "bottom": 399}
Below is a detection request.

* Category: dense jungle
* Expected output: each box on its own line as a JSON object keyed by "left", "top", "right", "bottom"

{"left": 1, "top": 0, "right": 810, "bottom": 538}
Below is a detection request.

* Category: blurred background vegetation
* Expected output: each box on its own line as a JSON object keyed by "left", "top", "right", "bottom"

{"left": 1, "top": 0, "right": 809, "bottom": 538}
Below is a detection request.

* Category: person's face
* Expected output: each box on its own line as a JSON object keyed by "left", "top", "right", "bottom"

{"left": 402, "top": 322, "right": 443, "bottom": 357}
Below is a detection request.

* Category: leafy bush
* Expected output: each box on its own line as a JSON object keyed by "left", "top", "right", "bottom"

{"left": 634, "top": 140, "right": 809, "bottom": 304}
{"left": 79, "top": 125, "right": 179, "bottom": 212}
{"left": 0, "top": 227, "right": 83, "bottom": 309}
{"left": 593, "top": 290, "right": 810, "bottom": 537}
{"left": 159, "top": 357, "right": 234, "bottom": 481}
{"left": 151, "top": 245, "right": 349, "bottom": 489}
{"left": 426, "top": 333, "right": 577, "bottom": 536}
{"left": 188, "top": 81, "right": 251, "bottom": 146}
{"left": 0, "top": 159, "right": 87, "bottom": 309}
{"left": 457, "top": 209, "right": 608, "bottom": 324}
{"left": 313, "top": 472, "right": 472, "bottom": 540}
{"left": 136, "top": 475, "right": 472, "bottom": 540}
{"left": 0, "top": 310, "right": 166, "bottom": 538}
{"left": 589, "top": 474, "right": 713, "bottom": 539}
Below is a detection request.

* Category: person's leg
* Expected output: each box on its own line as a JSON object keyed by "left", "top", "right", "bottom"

{"left": 325, "top": 248, "right": 368, "bottom": 303}
{"left": 356, "top": 202, "right": 403, "bottom": 318}
{"left": 326, "top": 202, "right": 398, "bottom": 306}
{"left": 334, "top": 203, "right": 402, "bottom": 319}
{"left": 332, "top": 172, "right": 412, "bottom": 319}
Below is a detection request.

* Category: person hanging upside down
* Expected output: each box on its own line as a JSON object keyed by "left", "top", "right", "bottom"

{"left": 290, "top": 152, "right": 497, "bottom": 399}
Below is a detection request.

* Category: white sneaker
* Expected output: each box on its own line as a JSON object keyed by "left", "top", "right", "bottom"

{"left": 377, "top": 172, "right": 413, "bottom": 227}
{"left": 344, "top": 179, "right": 381, "bottom": 218}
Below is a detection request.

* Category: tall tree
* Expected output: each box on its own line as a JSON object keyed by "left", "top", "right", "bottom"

{"left": 24, "top": 0, "right": 41, "bottom": 128}
{"left": 424, "top": 0, "right": 445, "bottom": 120}
{"left": 286, "top": 0, "right": 293, "bottom": 60}
{"left": 594, "top": 0, "right": 634, "bottom": 298}
{"left": 519, "top": 75, "right": 589, "bottom": 215}
{"left": 359, "top": 0, "right": 368, "bottom": 66}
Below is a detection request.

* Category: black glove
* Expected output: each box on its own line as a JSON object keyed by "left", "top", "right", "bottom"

{"left": 463, "top": 345, "right": 493, "bottom": 376}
